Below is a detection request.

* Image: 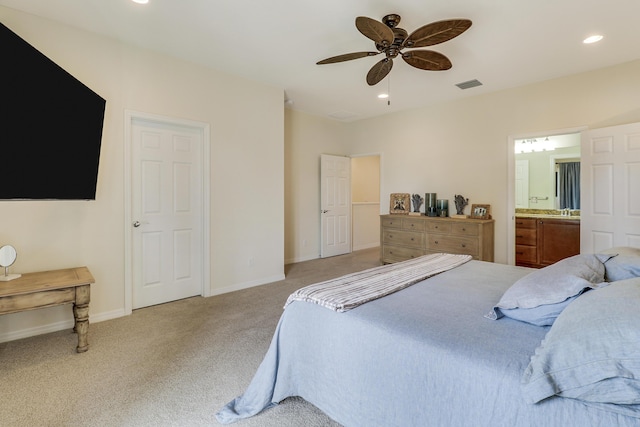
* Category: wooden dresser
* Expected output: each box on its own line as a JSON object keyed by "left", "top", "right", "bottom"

{"left": 380, "top": 215, "right": 494, "bottom": 264}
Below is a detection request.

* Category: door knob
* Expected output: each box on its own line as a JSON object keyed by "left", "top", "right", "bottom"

{"left": 133, "top": 221, "right": 141, "bottom": 227}
{"left": 321, "top": 210, "right": 329, "bottom": 214}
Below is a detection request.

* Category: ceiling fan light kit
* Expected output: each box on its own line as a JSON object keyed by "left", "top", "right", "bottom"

{"left": 317, "top": 14, "right": 472, "bottom": 85}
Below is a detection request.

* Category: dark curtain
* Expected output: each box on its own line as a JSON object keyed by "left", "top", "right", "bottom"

{"left": 559, "top": 162, "right": 580, "bottom": 209}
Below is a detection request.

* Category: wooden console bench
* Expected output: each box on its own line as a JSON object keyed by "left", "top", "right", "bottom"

{"left": 0, "top": 267, "right": 94, "bottom": 352}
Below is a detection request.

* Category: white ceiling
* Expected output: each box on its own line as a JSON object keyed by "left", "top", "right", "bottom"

{"left": 2, "top": 0, "right": 639, "bottom": 122}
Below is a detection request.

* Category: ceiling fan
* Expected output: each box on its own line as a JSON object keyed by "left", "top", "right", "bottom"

{"left": 317, "top": 14, "right": 472, "bottom": 86}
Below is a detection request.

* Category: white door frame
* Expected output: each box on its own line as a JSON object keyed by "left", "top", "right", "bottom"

{"left": 507, "top": 126, "right": 585, "bottom": 265}
{"left": 124, "top": 110, "right": 211, "bottom": 315}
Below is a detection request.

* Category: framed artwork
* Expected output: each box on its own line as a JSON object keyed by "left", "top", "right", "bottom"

{"left": 389, "top": 193, "right": 411, "bottom": 214}
{"left": 470, "top": 204, "right": 491, "bottom": 219}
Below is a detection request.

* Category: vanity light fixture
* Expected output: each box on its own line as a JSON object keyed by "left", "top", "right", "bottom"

{"left": 131, "top": 0, "right": 149, "bottom": 4}
{"left": 583, "top": 35, "right": 603, "bottom": 44}
{"left": 516, "top": 137, "right": 556, "bottom": 153}
{"left": 377, "top": 93, "right": 389, "bottom": 99}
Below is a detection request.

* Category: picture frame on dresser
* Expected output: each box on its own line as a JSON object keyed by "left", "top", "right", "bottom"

{"left": 470, "top": 204, "right": 491, "bottom": 219}
{"left": 389, "top": 193, "right": 411, "bottom": 215}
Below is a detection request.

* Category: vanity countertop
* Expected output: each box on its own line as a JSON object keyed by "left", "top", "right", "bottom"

{"left": 515, "top": 209, "right": 580, "bottom": 220}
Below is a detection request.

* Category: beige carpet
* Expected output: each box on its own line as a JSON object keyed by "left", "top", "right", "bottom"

{"left": 0, "top": 248, "right": 381, "bottom": 427}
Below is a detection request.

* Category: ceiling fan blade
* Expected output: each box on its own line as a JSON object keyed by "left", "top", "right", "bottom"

{"left": 402, "top": 50, "right": 452, "bottom": 71}
{"left": 403, "top": 19, "right": 472, "bottom": 48}
{"left": 366, "top": 58, "right": 393, "bottom": 86}
{"left": 355, "top": 16, "right": 395, "bottom": 47}
{"left": 317, "top": 51, "right": 379, "bottom": 65}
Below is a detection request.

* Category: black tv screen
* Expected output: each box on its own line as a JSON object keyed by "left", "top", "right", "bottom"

{"left": 1, "top": 22, "right": 106, "bottom": 200}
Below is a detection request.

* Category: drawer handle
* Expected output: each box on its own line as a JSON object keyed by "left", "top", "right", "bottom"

{"left": 434, "top": 226, "right": 439, "bottom": 229}
{"left": 516, "top": 235, "right": 524, "bottom": 238}
{"left": 461, "top": 244, "right": 466, "bottom": 248}
{"left": 516, "top": 251, "right": 524, "bottom": 255}
{"left": 434, "top": 240, "right": 439, "bottom": 244}
{"left": 462, "top": 228, "right": 466, "bottom": 231}
{"left": 410, "top": 238, "right": 414, "bottom": 241}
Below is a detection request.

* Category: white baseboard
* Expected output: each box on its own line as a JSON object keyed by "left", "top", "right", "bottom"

{"left": 209, "top": 273, "right": 286, "bottom": 296}
{"left": 285, "top": 253, "right": 319, "bottom": 265}
{"left": 352, "top": 242, "right": 380, "bottom": 252}
{"left": 0, "top": 308, "right": 127, "bottom": 344}
{"left": 0, "top": 319, "right": 74, "bottom": 344}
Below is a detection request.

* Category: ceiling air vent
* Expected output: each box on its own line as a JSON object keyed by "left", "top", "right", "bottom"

{"left": 455, "top": 79, "right": 483, "bottom": 90}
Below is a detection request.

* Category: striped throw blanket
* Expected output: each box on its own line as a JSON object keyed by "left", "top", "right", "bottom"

{"left": 284, "top": 253, "right": 472, "bottom": 312}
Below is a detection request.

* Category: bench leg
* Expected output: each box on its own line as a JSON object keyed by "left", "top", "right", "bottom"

{"left": 73, "top": 303, "right": 90, "bottom": 353}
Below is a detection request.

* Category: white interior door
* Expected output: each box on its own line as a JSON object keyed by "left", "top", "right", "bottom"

{"left": 515, "top": 159, "right": 530, "bottom": 208}
{"left": 320, "top": 154, "right": 351, "bottom": 258}
{"left": 131, "top": 118, "right": 204, "bottom": 309}
{"left": 581, "top": 122, "right": 640, "bottom": 252}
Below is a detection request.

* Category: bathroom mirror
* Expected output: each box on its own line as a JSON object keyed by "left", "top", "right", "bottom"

{"left": 514, "top": 133, "right": 580, "bottom": 209}
{"left": 0, "top": 245, "right": 21, "bottom": 281}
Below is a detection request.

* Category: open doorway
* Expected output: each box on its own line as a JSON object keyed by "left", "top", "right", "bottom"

{"left": 351, "top": 154, "right": 381, "bottom": 251}
{"left": 507, "top": 127, "right": 584, "bottom": 265}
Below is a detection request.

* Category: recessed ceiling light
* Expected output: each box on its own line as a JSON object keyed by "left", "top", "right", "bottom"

{"left": 583, "top": 35, "right": 603, "bottom": 44}
{"left": 378, "top": 93, "right": 389, "bottom": 99}
{"left": 131, "top": 0, "right": 149, "bottom": 4}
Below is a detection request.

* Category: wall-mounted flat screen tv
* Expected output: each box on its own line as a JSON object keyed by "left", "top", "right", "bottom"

{"left": 1, "top": 22, "right": 106, "bottom": 200}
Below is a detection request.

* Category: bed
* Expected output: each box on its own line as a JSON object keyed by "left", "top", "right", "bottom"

{"left": 216, "top": 248, "right": 640, "bottom": 426}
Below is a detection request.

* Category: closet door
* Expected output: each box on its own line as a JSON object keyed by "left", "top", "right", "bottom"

{"left": 581, "top": 122, "right": 640, "bottom": 252}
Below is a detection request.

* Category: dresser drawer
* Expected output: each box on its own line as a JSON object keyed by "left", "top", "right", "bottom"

{"left": 426, "top": 235, "right": 478, "bottom": 256}
{"left": 381, "top": 217, "right": 403, "bottom": 229}
{"left": 515, "top": 228, "right": 536, "bottom": 246}
{"left": 382, "top": 229, "right": 424, "bottom": 248}
{"left": 426, "top": 221, "right": 451, "bottom": 234}
{"left": 451, "top": 222, "right": 479, "bottom": 236}
{"left": 403, "top": 217, "right": 426, "bottom": 231}
{"left": 515, "top": 245, "right": 537, "bottom": 264}
{"left": 382, "top": 245, "right": 425, "bottom": 261}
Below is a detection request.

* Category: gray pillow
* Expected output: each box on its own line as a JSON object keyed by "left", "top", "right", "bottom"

{"left": 486, "top": 254, "right": 607, "bottom": 324}
{"left": 599, "top": 247, "right": 640, "bottom": 281}
{"left": 521, "top": 277, "right": 640, "bottom": 407}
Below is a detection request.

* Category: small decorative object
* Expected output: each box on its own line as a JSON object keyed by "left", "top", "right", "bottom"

{"left": 470, "top": 204, "right": 491, "bottom": 220}
{"left": 425, "top": 193, "right": 438, "bottom": 217}
{"left": 0, "top": 245, "right": 21, "bottom": 281}
{"left": 436, "top": 199, "right": 449, "bottom": 217}
{"left": 454, "top": 195, "right": 468, "bottom": 215}
{"left": 410, "top": 194, "right": 424, "bottom": 216}
{"left": 453, "top": 194, "right": 469, "bottom": 218}
{"left": 389, "top": 193, "right": 411, "bottom": 215}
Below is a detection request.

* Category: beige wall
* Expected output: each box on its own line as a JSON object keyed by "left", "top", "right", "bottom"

{"left": 346, "top": 59, "right": 640, "bottom": 264}
{"left": 284, "top": 109, "right": 349, "bottom": 263}
{"left": 0, "top": 7, "right": 283, "bottom": 341}
{"left": 351, "top": 156, "right": 380, "bottom": 202}
{"left": 284, "top": 60, "right": 640, "bottom": 266}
